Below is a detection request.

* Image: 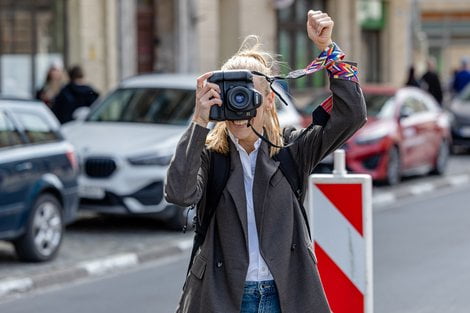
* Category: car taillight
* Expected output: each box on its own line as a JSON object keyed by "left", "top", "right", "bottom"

{"left": 66, "top": 149, "right": 79, "bottom": 172}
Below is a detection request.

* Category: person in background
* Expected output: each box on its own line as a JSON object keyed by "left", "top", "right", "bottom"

{"left": 52, "top": 65, "right": 99, "bottom": 124}
{"left": 452, "top": 58, "right": 470, "bottom": 95}
{"left": 405, "top": 66, "right": 420, "bottom": 87}
{"left": 421, "top": 57, "right": 443, "bottom": 106}
{"left": 36, "top": 65, "right": 65, "bottom": 108}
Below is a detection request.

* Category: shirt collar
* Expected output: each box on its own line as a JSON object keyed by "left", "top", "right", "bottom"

{"left": 227, "top": 129, "right": 262, "bottom": 153}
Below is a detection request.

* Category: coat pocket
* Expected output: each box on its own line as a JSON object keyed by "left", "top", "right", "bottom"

{"left": 190, "top": 254, "right": 207, "bottom": 280}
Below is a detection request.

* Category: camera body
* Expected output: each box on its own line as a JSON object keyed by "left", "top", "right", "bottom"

{"left": 208, "top": 70, "right": 263, "bottom": 121}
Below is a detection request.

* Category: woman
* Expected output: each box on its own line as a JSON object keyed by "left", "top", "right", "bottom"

{"left": 36, "top": 65, "right": 65, "bottom": 107}
{"left": 165, "top": 10, "right": 366, "bottom": 313}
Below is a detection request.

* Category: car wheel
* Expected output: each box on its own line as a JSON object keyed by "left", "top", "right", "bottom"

{"left": 14, "top": 194, "right": 64, "bottom": 262}
{"left": 385, "top": 146, "right": 401, "bottom": 186}
{"left": 431, "top": 140, "right": 449, "bottom": 175}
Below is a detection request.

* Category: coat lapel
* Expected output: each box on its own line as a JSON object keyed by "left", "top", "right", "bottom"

{"left": 225, "top": 140, "right": 248, "bottom": 246}
{"left": 253, "top": 141, "right": 279, "bottom": 234}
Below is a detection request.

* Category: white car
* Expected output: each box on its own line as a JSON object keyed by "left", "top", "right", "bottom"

{"left": 62, "top": 73, "right": 301, "bottom": 229}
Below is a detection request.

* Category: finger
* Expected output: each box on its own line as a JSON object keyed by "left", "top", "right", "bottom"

{"left": 316, "top": 19, "right": 333, "bottom": 34}
{"left": 197, "top": 84, "right": 220, "bottom": 100}
{"left": 208, "top": 98, "right": 223, "bottom": 107}
{"left": 200, "top": 88, "right": 220, "bottom": 103}
{"left": 309, "top": 15, "right": 328, "bottom": 30}
{"left": 196, "top": 72, "right": 213, "bottom": 89}
{"left": 205, "top": 82, "right": 221, "bottom": 94}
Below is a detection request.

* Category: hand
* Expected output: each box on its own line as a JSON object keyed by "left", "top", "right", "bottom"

{"left": 192, "top": 72, "right": 223, "bottom": 128}
{"left": 306, "top": 10, "right": 334, "bottom": 51}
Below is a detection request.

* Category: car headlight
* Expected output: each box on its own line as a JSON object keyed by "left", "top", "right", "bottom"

{"left": 127, "top": 153, "right": 173, "bottom": 166}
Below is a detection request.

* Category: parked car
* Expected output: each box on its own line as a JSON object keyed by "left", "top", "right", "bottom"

{"left": 301, "top": 86, "right": 451, "bottom": 185}
{"left": 62, "top": 73, "right": 302, "bottom": 229}
{"left": 0, "top": 98, "right": 79, "bottom": 262}
{"left": 448, "top": 83, "right": 470, "bottom": 151}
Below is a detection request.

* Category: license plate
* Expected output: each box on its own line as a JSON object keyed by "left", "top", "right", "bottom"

{"left": 460, "top": 126, "right": 470, "bottom": 137}
{"left": 79, "top": 185, "right": 105, "bottom": 199}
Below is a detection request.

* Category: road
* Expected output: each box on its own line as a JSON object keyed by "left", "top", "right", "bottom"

{"left": 374, "top": 184, "right": 470, "bottom": 313}
{"left": 1, "top": 183, "right": 470, "bottom": 312}
{"left": 0, "top": 255, "right": 189, "bottom": 313}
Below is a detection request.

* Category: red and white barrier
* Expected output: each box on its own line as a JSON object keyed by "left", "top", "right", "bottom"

{"left": 308, "top": 150, "right": 373, "bottom": 313}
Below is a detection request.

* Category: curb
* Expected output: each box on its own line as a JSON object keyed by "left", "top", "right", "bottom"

{"left": 1, "top": 173, "right": 469, "bottom": 299}
{"left": 372, "top": 173, "right": 470, "bottom": 207}
{"left": 0, "top": 239, "right": 193, "bottom": 299}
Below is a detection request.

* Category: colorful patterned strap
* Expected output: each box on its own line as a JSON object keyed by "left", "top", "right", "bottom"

{"left": 327, "top": 61, "right": 359, "bottom": 82}
{"left": 267, "top": 42, "right": 358, "bottom": 83}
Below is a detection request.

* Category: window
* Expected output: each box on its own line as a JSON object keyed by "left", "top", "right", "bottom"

{"left": 15, "top": 111, "right": 60, "bottom": 144}
{"left": 277, "top": 0, "right": 327, "bottom": 90}
{"left": 88, "top": 88, "right": 195, "bottom": 125}
{"left": 401, "top": 96, "right": 427, "bottom": 117}
{"left": 0, "top": 0, "right": 67, "bottom": 97}
{"left": 0, "top": 111, "right": 23, "bottom": 148}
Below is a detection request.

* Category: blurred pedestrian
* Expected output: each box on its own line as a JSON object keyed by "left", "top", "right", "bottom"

{"left": 165, "top": 9, "right": 366, "bottom": 313}
{"left": 452, "top": 58, "right": 470, "bottom": 95}
{"left": 421, "top": 57, "right": 443, "bottom": 105}
{"left": 405, "top": 66, "right": 420, "bottom": 87}
{"left": 52, "top": 65, "right": 99, "bottom": 124}
{"left": 36, "top": 65, "right": 65, "bottom": 107}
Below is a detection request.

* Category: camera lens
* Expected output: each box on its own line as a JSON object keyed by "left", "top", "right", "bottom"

{"left": 234, "top": 93, "right": 246, "bottom": 105}
{"left": 227, "top": 86, "right": 251, "bottom": 110}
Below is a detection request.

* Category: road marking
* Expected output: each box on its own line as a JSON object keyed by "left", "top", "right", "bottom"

{"left": 448, "top": 175, "right": 470, "bottom": 186}
{"left": 175, "top": 239, "right": 193, "bottom": 251}
{"left": 409, "top": 183, "right": 435, "bottom": 195}
{"left": 79, "top": 253, "right": 138, "bottom": 275}
{"left": 372, "top": 193, "right": 396, "bottom": 206}
{"left": 0, "top": 278, "right": 33, "bottom": 297}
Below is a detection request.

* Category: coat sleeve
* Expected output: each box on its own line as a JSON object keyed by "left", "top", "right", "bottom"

{"left": 164, "top": 122, "right": 211, "bottom": 207}
{"left": 287, "top": 68, "right": 367, "bottom": 177}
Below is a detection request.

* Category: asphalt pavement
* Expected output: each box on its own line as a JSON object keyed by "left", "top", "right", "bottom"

{"left": 374, "top": 184, "right": 470, "bottom": 313}
{"left": 0, "top": 255, "right": 189, "bottom": 313}
{"left": 1, "top": 154, "right": 470, "bottom": 311}
{"left": 1, "top": 179, "right": 469, "bottom": 312}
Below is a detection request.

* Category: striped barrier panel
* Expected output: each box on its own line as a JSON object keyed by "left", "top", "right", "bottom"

{"left": 308, "top": 150, "right": 373, "bottom": 313}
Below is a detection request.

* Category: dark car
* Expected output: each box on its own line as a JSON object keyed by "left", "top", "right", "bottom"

{"left": 448, "top": 84, "right": 470, "bottom": 151}
{"left": 300, "top": 86, "right": 451, "bottom": 185}
{"left": 0, "top": 98, "right": 79, "bottom": 262}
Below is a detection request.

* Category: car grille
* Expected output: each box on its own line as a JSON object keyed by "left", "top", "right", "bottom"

{"left": 84, "top": 157, "right": 117, "bottom": 178}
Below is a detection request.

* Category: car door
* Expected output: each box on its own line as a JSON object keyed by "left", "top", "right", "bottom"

{"left": 420, "top": 93, "right": 444, "bottom": 165}
{"left": 0, "top": 110, "right": 30, "bottom": 235}
{"left": 398, "top": 93, "right": 433, "bottom": 171}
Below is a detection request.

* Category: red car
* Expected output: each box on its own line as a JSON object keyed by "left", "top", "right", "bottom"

{"left": 301, "top": 86, "right": 451, "bottom": 184}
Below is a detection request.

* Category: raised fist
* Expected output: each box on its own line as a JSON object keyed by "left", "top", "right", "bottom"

{"left": 307, "top": 10, "right": 334, "bottom": 51}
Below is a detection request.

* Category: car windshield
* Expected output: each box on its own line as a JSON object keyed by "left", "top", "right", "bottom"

{"left": 365, "top": 94, "right": 395, "bottom": 118}
{"left": 87, "top": 88, "right": 195, "bottom": 125}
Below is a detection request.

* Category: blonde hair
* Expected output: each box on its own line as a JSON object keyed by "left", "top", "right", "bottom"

{"left": 206, "top": 35, "right": 284, "bottom": 157}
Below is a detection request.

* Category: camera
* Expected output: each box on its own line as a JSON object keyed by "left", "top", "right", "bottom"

{"left": 208, "top": 70, "right": 263, "bottom": 121}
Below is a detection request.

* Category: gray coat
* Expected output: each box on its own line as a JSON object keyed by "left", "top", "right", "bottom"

{"left": 165, "top": 77, "right": 367, "bottom": 313}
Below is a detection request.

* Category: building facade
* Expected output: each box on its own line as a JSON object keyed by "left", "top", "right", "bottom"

{"left": 1, "top": 0, "right": 428, "bottom": 99}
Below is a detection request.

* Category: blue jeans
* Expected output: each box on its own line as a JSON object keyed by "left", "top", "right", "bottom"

{"left": 240, "top": 280, "right": 281, "bottom": 313}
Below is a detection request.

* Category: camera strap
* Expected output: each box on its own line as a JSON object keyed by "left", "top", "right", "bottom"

{"left": 248, "top": 42, "right": 346, "bottom": 148}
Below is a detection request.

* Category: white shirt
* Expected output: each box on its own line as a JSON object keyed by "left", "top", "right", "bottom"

{"left": 228, "top": 130, "right": 274, "bottom": 282}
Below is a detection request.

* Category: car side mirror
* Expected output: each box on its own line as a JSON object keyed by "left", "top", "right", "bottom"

{"left": 73, "top": 107, "right": 90, "bottom": 121}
